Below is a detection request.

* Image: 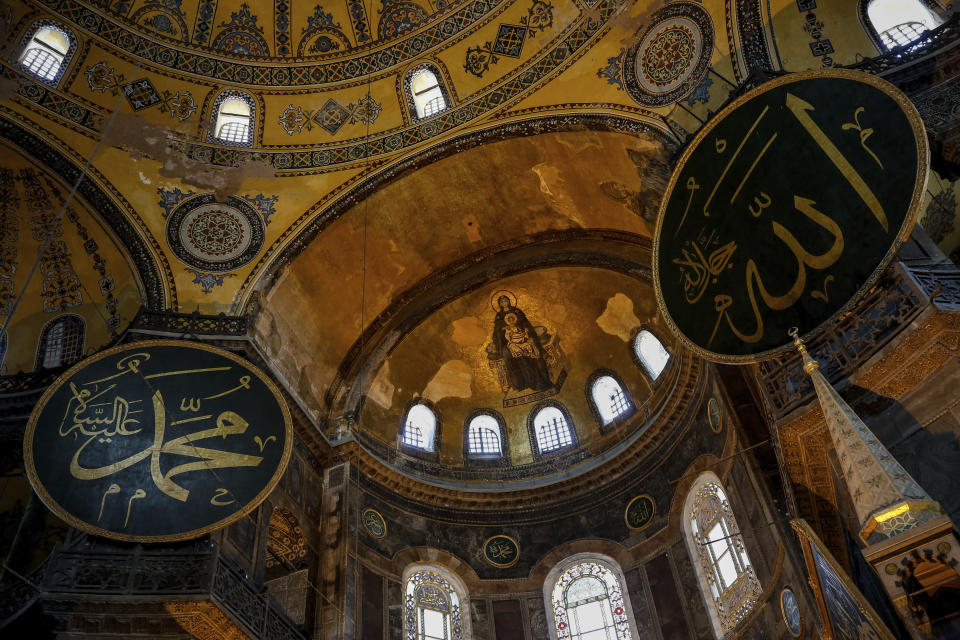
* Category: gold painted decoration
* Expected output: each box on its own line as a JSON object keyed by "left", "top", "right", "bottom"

{"left": 24, "top": 340, "right": 293, "bottom": 542}
{"left": 707, "top": 396, "right": 722, "bottom": 433}
{"left": 624, "top": 494, "right": 656, "bottom": 530}
{"left": 361, "top": 508, "right": 387, "bottom": 538}
{"left": 653, "top": 69, "right": 928, "bottom": 362}
{"left": 483, "top": 534, "right": 519, "bottom": 568}
{"left": 780, "top": 587, "right": 802, "bottom": 637}
{"left": 266, "top": 507, "right": 307, "bottom": 568}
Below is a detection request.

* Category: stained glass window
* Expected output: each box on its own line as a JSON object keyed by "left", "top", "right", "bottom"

{"left": 866, "top": 0, "right": 941, "bottom": 50}
{"left": 467, "top": 414, "right": 502, "bottom": 456}
{"left": 20, "top": 25, "right": 71, "bottom": 83}
{"left": 634, "top": 330, "right": 670, "bottom": 381}
{"left": 37, "top": 315, "right": 84, "bottom": 370}
{"left": 533, "top": 406, "right": 573, "bottom": 454}
{"left": 684, "top": 474, "right": 761, "bottom": 637}
{"left": 402, "top": 403, "right": 437, "bottom": 452}
{"left": 591, "top": 376, "right": 631, "bottom": 424}
{"left": 404, "top": 569, "right": 465, "bottom": 640}
{"left": 410, "top": 69, "right": 446, "bottom": 119}
{"left": 550, "top": 560, "right": 633, "bottom": 640}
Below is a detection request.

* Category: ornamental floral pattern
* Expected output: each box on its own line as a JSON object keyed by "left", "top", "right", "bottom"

{"left": 404, "top": 570, "right": 463, "bottom": 640}
{"left": 551, "top": 561, "right": 631, "bottom": 640}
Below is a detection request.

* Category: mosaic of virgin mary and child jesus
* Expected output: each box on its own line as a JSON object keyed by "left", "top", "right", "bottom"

{"left": 485, "top": 291, "right": 567, "bottom": 407}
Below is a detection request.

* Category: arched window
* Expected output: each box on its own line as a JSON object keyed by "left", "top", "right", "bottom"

{"left": 405, "top": 64, "right": 451, "bottom": 121}
{"left": 865, "top": 0, "right": 942, "bottom": 50}
{"left": 466, "top": 413, "right": 503, "bottom": 457}
{"left": 36, "top": 315, "right": 84, "bottom": 370}
{"left": 544, "top": 554, "right": 639, "bottom": 640}
{"left": 633, "top": 330, "right": 670, "bottom": 381}
{"left": 401, "top": 403, "right": 438, "bottom": 452}
{"left": 403, "top": 565, "right": 472, "bottom": 640}
{"left": 590, "top": 374, "right": 632, "bottom": 425}
{"left": 682, "top": 472, "right": 761, "bottom": 638}
{"left": 532, "top": 404, "right": 574, "bottom": 455}
{"left": 19, "top": 23, "right": 75, "bottom": 85}
{"left": 210, "top": 91, "right": 255, "bottom": 146}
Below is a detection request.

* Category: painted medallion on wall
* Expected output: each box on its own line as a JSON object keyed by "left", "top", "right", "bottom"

{"left": 624, "top": 494, "right": 656, "bottom": 531}
{"left": 484, "top": 290, "right": 567, "bottom": 408}
{"left": 24, "top": 341, "right": 292, "bottom": 542}
{"left": 623, "top": 2, "right": 714, "bottom": 107}
{"left": 780, "top": 587, "right": 802, "bottom": 637}
{"left": 483, "top": 534, "right": 520, "bottom": 568}
{"left": 362, "top": 508, "right": 387, "bottom": 538}
{"left": 707, "top": 397, "right": 723, "bottom": 433}
{"left": 166, "top": 193, "right": 265, "bottom": 272}
{"left": 654, "top": 69, "right": 928, "bottom": 362}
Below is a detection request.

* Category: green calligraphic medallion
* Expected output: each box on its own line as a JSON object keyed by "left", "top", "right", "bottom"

{"left": 24, "top": 340, "right": 293, "bottom": 542}
{"left": 624, "top": 495, "right": 656, "bottom": 530}
{"left": 483, "top": 534, "right": 520, "bottom": 568}
{"left": 654, "top": 69, "right": 928, "bottom": 362}
{"left": 362, "top": 508, "right": 387, "bottom": 538}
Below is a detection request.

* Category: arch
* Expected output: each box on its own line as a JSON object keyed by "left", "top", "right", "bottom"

{"left": 264, "top": 506, "right": 310, "bottom": 625}
{"left": 400, "top": 400, "right": 440, "bottom": 456}
{"left": 402, "top": 563, "right": 473, "bottom": 640}
{"left": 35, "top": 314, "right": 84, "bottom": 370}
{"left": 631, "top": 327, "right": 671, "bottom": 384}
{"left": 463, "top": 409, "right": 508, "bottom": 464}
{"left": 17, "top": 20, "right": 78, "bottom": 86}
{"left": 542, "top": 553, "right": 639, "bottom": 640}
{"left": 209, "top": 90, "right": 256, "bottom": 147}
{"left": 859, "top": 0, "right": 942, "bottom": 51}
{"left": 586, "top": 370, "right": 634, "bottom": 430}
{"left": 403, "top": 62, "right": 454, "bottom": 122}
{"left": 681, "top": 471, "right": 761, "bottom": 638}
{"left": 529, "top": 401, "right": 576, "bottom": 457}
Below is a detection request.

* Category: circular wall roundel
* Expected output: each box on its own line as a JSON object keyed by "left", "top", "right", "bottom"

{"left": 166, "top": 194, "right": 265, "bottom": 272}
{"left": 624, "top": 2, "right": 713, "bottom": 107}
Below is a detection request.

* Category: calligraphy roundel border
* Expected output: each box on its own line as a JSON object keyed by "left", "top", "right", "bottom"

{"left": 707, "top": 397, "right": 722, "bottom": 434}
{"left": 483, "top": 534, "right": 520, "bottom": 568}
{"left": 652, "top": 68, "right": 929, "bottom": 363}
{"left": 623, "top": 2, "right": 714, "bottom": 108}
{"left": 780, "top": 587, "right": 803, "bottom": 637}
{"left": 23, "top": 340, "right": 294, "bottom": 543}
{"left": 362, "top": 508, "right": 387, "bottom": 539}
{"left": 624, "top": 494, "right": 656, "bottom": 531}
{"left": 166, "top": 194, "right": 265, "bottom": 272}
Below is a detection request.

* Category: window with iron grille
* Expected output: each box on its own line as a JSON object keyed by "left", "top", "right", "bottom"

{"left": 534, "top": 406, "right": 573, "bottom": 454}
{"left": 548, "top": 558, "right": 636, "bottom": 640}
{"left": 591, "top": 376, "right": 631, "bottom": 425}
{"left": 402, "top": 403, "right": 437, "bottom": 452}
{"left": 467, "top": 414, "right": 502, "bottom": 456}
{"left": 19, "top": 24, "right": 73, "bottom": 85}
{"left": 866, "top": 0, "right": 941, "bottom": 50}
{"left": 409, "top": 68, "right": 448, "bottom": 120}
{"left": 634, "top": 330, "right": 670, "bottom": 381}
{"left": 210, "top": 92, "right": 255, "bottom": 147}
{"left": 37, "top": 315, "right": 84, "bottom": 370}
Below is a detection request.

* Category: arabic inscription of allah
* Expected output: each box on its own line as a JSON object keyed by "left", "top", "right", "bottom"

{"left": 25, "top": 341, "right": 292, "bottom": 542}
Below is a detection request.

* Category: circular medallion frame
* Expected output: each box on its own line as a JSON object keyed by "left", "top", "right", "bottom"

{"left": 166, "top": 193, "right": 265, "bottom": 272}
{"left": 362, "top": 508, "right": 387, "bottom": 539}
{"left": 24, "top": 340, "right": 293, "bottom": 543}
{"left": 624, "top": 494, "right": 656, "bottom": 531}
{"left": 624, "top": 2, "right": 714, "bottom": 107}
{"left": 707, "top": 397, "right": 723, "bottom": 433}
{"left": 780, "top": 587, "right": 803, "bottom": 637}
{"left": 652, "top": 68, "right": 928, "bottom": 363}
{"left": 483, "top": 534, "right": 520, "bottom": 568}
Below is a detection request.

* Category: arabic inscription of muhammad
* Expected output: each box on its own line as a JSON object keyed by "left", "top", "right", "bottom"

{"left": 483, "top": 535, "right": 520, "bottom": 568}
{"left": 24, "top": 340, "right": 292, "bottom": 543}
{"left": 654, "top": 69, "right": 927, "bottom": 362}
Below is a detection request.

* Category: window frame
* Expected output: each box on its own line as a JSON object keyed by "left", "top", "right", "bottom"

{"left": 858, "top": 0, "right": 943, "bottom": 52}
{"left": 542, "top": 553, "right": 640, "bottom": 640}
{"left": 585, "top": 369, "right": 635, "bottom": 432}
{"left": 527, "top": 401, "right": 577, "bottom": 460}
{"left": 207, "top": 90, "right": 257, "bottom": 147}
{"left": 17, "top": 21, "right": 77, "bottom": 87}
{"left": 629, "top": 326, "right": 673, "bottom": 388}
{"left": 402, "top": 61, "right": 454, "bottom": 123}
{"left": 681, "top": 471, "right": 761, "bottom": 638}
{"left": 398, "top": 398, "right": 442, "bottom": 461}
{"left": 462, "top": 409, "right": 509, "bottom": 467}
{"left": 35, "top": 314, "right": 85, "bottom": 371}
{"left": 402, "top": 563, "right": 473, "bottom": 640}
